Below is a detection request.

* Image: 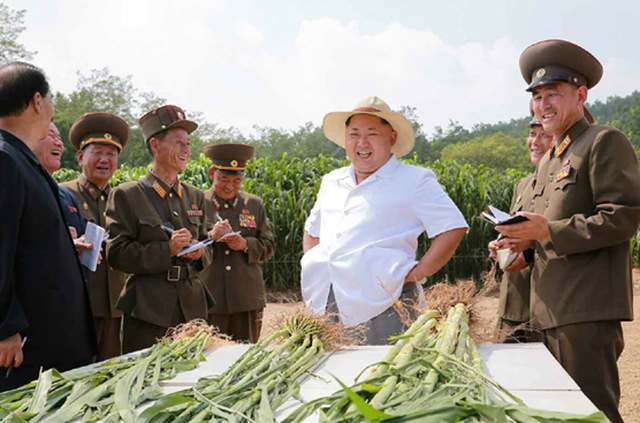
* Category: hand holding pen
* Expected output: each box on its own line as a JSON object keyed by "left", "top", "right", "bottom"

{"left": 3, "top": 335, "right": 27, "bottom": 379}
{"left": 209, "top": 215, "right": 232, "bottom": 241}
{"left": 161, "top": 224, "right": 195, "bottom": 257}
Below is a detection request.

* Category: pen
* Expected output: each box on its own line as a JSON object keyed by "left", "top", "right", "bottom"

{"left": 488, "top": 234, "right": 505, "bottom": 259}
{"left": 5, "top": 336, "right": 27, "bottom": 379}
{"left": 160, "top": 224, "right": 175, "bottom": 235}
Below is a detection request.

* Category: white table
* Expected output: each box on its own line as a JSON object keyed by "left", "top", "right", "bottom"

{"left": 158, "top": 342, "right": 599, "bottom": 420}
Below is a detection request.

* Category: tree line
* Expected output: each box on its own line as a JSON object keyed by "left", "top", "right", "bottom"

{"left": 2, "top": 2, "right": 640, "bottom": 172}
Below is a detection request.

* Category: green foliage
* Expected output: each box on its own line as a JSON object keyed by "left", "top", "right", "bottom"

{"left": 0, "top": 2, "right": 35, "bottom": 63}
{"left": 55, "top": 156, "right": 525, "bottom": 289}
{"left": 440, "top": 132, "right": 531, "bottom": 171}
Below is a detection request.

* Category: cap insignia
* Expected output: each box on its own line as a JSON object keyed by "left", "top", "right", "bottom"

{"left": 104, "top": 133, "right": 112, "bottom": 139}
{"left": 231, "top": 160, "right": 238, "bottom": 167}
{"left": 536, "top": 68, "right": 546, "bottom": 79}
{"left": 178, "top": 111, "right": 184, "bottom": 120}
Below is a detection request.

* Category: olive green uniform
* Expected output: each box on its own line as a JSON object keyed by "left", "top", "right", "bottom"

{"left": 531, "top": 118, "right": 640, "bottom": 422}
{"left": 495, "top": 174, "right": 534, "bottom": 343}
{"left": 105, "top": 173, "right": 214, "bottom": 353}
{"left": 60, "top": 174, "right": 126, "bottom": 360}
{"left": 201, "top": 190, "right": 275, "bottom": 343}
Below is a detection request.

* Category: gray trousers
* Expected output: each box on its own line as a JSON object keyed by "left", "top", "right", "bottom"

{"left": 326, "top": 282, "right": 424, "bottom": 345}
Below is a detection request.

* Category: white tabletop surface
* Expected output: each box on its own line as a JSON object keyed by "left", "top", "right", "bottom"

{"left": 156, "top": 342, "right": 599, "bottom": 420}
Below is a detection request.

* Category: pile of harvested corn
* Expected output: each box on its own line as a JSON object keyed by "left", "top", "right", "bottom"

{"left": 283, "top": 304, "right": 607, "bottom": 423}
{"left": 138, "top": 313, "right": 343, "bottom": 422}
{"left": 0, "top": 321, "right": 223, "bottom": 422}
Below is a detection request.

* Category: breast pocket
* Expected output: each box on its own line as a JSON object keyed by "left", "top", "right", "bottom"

{"left": 553, "top": 170, "right": 577, "bottom": 191}
{"left": 139, "top": 215, "right": 164, "bottom": 241}
{"left": 187, "top": 216, "right": 202, "bottom": 236}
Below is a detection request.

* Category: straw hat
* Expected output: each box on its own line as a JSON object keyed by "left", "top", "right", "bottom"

{"left": 322, "top": 96, "right": 415, "bottom": 157}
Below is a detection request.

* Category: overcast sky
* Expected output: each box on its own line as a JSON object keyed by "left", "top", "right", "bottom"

{"left": 6, "top": 0, "right": 640, "bottom": 136}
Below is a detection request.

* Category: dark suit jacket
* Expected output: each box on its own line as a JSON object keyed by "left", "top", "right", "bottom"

{"left": 0, "top": 129, "right": 96, "bottom": 368}
{"left": 531, "top": 118, "right": 640, "bottom": 329}
{"left": 58, "top": 186, "right": 86, "bottom": 239}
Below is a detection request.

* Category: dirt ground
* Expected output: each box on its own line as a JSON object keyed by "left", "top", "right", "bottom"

{"left": 262, "top": 271, "right": 640, "bottom": 422}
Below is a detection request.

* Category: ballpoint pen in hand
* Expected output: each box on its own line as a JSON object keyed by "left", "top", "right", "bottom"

{"left": 160, "top": 224, "right": 175, "bottom": 235}
{"left": 5, "top": 336, "right": 27, "bottom": 379}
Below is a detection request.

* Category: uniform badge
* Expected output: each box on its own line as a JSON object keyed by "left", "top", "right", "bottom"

{"left": 152, "top": 180, "right": 167, "bottom": 198}
{"left": 187, "top": 203, "right": 203, "bottom": 217}
{"left": 239, "top": 211, "right": 257, "bottom": 228}
{"left": 231, "top": 160, "right": 238, "bottom": 168}
{"left": 68, "top": 206, "right": 78, "bottom": 213}
{"left": 555, "top": 135, "right": 572, "bottom": 157}
{"left": 555, "top": 164, "right": 572, "bottom": 182}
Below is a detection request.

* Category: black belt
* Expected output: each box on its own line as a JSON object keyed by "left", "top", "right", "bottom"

{"left": 167, "top": 264, "right": 199, "bottom": 282}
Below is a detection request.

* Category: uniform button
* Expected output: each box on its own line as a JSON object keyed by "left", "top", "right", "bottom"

{"left": 173, "top": 211, "right": 179, "bottom": 216}
{"left": 545, "top": 200, "right": 549, "bottom": 208}
{"left": 224, "top": 204, "right": 229, "bottom": 209}
{"left": 225, "top": 250, "right": 230, "bottom": 255}
{"left": 169, "top": 193, "right": 173, "bottom": 198}
{"left": 225, "top": 265, "right": 231, "bottom": 271}
{"left": 100, "top": 195, "right": 105, "bottom": 201}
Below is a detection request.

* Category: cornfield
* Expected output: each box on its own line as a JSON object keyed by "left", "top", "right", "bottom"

{"left": 54, "top": 155, "right": 537, "bottom": 289}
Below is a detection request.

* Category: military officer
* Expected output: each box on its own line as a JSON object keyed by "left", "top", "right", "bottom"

{"left": 60, "top": 112, "right": 129, "bottom": 360}
{"left": 200, "top": 143, "right": 275, "bottom": 343}
{"left": 106, "top": 105, "right": 216, "bottom": 353}
{"left": 498, "top": 40, "right": 640, "bottom": 423}
{"left": 490, "top": 115, "right": 552, "bottom": 343}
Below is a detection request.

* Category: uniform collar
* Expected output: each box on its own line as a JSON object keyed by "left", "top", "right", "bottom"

{"left": 550, "top": 117, "right": 590, "bottom": 158}
{"left": 146, "top": 172, "right": 182, "bottom": 199}
{"left": 211, "top": 192, "right": 239, "bottom": 211}
{"left": 79, "top": 173, "right": 111, "bottom": 201}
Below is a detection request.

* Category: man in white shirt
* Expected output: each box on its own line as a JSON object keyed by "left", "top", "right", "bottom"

{"left": 301, "top": 96, "right": 468, "bottom": 344}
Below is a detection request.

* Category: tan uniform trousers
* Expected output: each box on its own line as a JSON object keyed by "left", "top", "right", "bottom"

{"left": 93, "top": 316, "right": 122, "bottom": 361}
{"left": 540, "top": 321, "right": 624, "bottom": 423}
{"left": 209, "top": 310, "right": 263, "bottom": 344}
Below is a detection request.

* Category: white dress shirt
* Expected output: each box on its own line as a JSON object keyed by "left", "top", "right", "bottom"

{"left": 301, "top": 155, "right": 468, "bottom": 326}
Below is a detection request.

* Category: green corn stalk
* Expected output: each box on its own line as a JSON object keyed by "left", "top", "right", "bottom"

{"left": 137, "top": 313, "right": 333, "bottom": 422}
{"left": 0, "top": 330, "right": 213, "bottom": 423}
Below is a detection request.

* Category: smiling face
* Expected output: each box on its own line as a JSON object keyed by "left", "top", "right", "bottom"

{"left": 532, "top": 82, "right": 587, "bottom": 140}
{"left": 345, "top": 114, "right": 397, "bottom": 183}
{"left": 33, "top": 122, "right": 64, "bottom": 175}
{"left": 152, "top": 128, "right": 191, "bottom": 173}
{"left": 211, "top": 170, "right": 243, "bottom": 200}
{"left": 78, "top": 143, "right": 119, "bottom": 188}
{"left": 526, "top": 125, "right": 553, "bottom": 165}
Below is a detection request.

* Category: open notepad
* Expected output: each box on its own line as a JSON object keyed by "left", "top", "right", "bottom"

{"left": 483, "top": 206, "right": 526, "bottom": 269}
{"left": 481, "top": 205, "right": 529, "bottom": 226}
